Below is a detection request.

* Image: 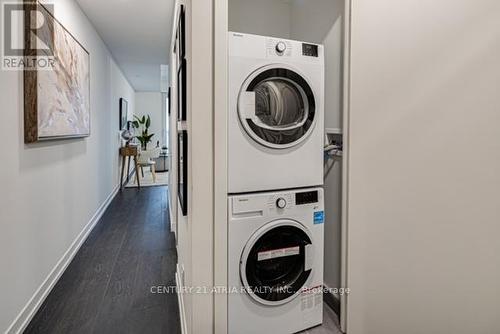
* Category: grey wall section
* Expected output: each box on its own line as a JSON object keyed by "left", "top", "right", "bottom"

{"left": 0, "top": 0, "right": 135, "bottom": 331}
{"left": 290, "top": 0, "right": 345, "bottom": 291}
{"left": 228, "top": 0, "right": 291, "bottom": 38}
{"left": 346, "top": 0, "right": 500, "bottom": 333}
{"left": 290, "top": 0, "right": 344, "bottom": 131}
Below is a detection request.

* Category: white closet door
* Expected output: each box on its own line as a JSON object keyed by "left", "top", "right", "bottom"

{"left": 345, "top": 0, "right": 500, "bottom": 333}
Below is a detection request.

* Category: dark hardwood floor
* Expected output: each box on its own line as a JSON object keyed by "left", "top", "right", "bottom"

{"left": 25, "top": 186, "right": 180, "bottom": 334}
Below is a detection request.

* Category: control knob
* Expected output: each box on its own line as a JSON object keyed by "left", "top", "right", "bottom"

{"left": 276, "top": 197, "right": 287, "bottom": 209}
{"left": 276, "top": 41, "right": 287, "bottom": 54}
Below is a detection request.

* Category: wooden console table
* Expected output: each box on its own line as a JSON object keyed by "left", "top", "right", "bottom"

{"left": 120, "top": 146, "right": 140, "bottom": 190}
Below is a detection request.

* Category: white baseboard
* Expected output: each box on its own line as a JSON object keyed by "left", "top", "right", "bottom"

{"left": 5, "top": 186, "right": 120, "bottom": 334}
{"left": 168, "top": 193, "right": 176, "bottom": 236}
{"left": 176, "top": 264, "right": 188, "bottom": 334}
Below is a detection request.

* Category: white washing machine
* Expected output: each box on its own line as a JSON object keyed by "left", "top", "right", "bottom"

{"left": 228, "top": 32, "right": 325, "bottom": 193}
{"left": 228, "top": 188, "right": 324, "bottom": 334}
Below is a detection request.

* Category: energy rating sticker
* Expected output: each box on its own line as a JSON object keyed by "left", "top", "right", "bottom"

{"left": 257, "top": 246, "right": 300, "bottom": 261}
{"left": 314, "top": 211, "right": 325, "bottom": 224}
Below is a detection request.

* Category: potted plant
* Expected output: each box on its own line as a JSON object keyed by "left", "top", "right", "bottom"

{"left": 132, "top": 115, "right": 155, "bottom": 150}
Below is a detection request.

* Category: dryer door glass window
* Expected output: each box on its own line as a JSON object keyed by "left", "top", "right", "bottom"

{"left": 239, "top": 67, "right": 316, "bottom": 149}
{"left": 254, "top": 79, "right": 304, "bottom": 128}
{"left": 242, "top": 224, "right": 312, "bottom": 305}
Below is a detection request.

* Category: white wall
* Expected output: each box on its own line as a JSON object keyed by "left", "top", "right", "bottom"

{"left": 111, "top": 62, "right": 136, "bottom": 127}
{"left": 112, "top": 61, "right": 136, "bottom": 183}
{"left": 0, "top": 0, "right": 135, "bottom": 332}
{"left": 168, "top": 3, "right": 178, "bottom": 237}
{"left": 161, "top": 91, "right": 168, "bottom": 149}
{"left": 228, "top": 0, "right": 291, "bottom": 38}
{"left": 290, "top": 0, "right": 345, "bottom": 291}
{"left": 346, "top": 0, "right": 500, "bottom": 333}
{"left": 135, "top": 92, "right": 165, "bottom": 147}
{"left": 171, "top": 1, "right": 215, "bottom": 333}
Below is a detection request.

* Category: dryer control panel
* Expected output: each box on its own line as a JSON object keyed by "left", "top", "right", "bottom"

{"left": 267, "top": 39, "right": 293, "bottom": 57}
{"left": 302, "top": 43, "right": 319, "bottom": 57}
{"left": 229, "top": 32, "right": 323, "bottom": 65}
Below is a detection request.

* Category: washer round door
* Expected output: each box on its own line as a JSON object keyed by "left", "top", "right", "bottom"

{"left": 237, "top": 64, "right": 317, "bottom": 149}
{"left": 240, "top": 220, "right": 314, "bottom": 306}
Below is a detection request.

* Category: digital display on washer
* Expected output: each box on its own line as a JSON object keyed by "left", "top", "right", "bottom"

{"left": 295, "top": 191, "right": 318, "bottom": 205}
{"left": 302, "top": 43, "right": 318, "bottom": 57}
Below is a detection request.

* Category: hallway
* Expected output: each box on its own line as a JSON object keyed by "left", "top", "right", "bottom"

{"left": 25, "top": 187, "right": 180, "bottom": 334}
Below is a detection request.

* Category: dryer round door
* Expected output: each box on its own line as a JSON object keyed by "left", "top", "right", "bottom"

{"left": 240, "top": 219, "right": 314, "bottom": 306}
{"left": 237, "top": 64, "right": 317, "bottom": 149}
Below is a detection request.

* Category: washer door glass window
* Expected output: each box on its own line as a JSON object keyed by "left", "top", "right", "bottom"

{"left": 238, "top": 66, "right": 316, "bottom": 149}
{"left": 241, "top": 220, "right": 313, "bottom": 306}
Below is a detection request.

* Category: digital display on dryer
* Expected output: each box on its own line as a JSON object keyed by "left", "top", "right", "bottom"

{"left": 302, "top": 43, "right": 318, "bottom": 57}
{"left": 295, "top": 191, "right": 318, "bottom": 205}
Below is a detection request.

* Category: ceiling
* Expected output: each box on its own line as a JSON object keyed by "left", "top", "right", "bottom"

{"left": 76, "top": 0, "right": 175, "bottom": 92}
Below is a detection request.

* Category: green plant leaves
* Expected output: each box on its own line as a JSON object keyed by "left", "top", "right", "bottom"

{"left": 132, "top": 114, "right": 154, "bottom": 149}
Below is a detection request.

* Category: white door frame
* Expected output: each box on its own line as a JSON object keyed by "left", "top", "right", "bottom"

{"left": 340, "top": 0, "right": 352, "bottom": 332}
{"left": 213, "top": 0, "right": 229, "bottom": 333}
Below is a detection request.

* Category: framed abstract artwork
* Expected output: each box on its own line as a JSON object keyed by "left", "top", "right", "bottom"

{"left": 24, "top": 2, "right": 90, "bottom": 143}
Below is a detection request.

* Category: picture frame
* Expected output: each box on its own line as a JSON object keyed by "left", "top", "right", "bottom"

{"left": 24, "top": 1, "right": 90, "bottom": 143}
{"left": 177, "top": 58, "right": 187, "bottom": 121}
{"left": 167, "top": 87, "right": 171, "bottom": 116}
{"left": 176, "top": 5, "right": 185, "bottom": 64}
{"left": 178, "top": 130, "right": 188, "bottom": 216}
{"left": 119, "top": 98, "right": 128, "bottom": 130}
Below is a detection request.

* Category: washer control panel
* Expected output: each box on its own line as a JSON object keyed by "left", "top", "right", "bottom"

{"left": 267, "top": 193, "right": 294, "bottom": 210}
{"left": 231, "top": 188, "right": 323, "bottom": 218}
{"left": 295, "top": 190, "right": 319, "bottom": 205}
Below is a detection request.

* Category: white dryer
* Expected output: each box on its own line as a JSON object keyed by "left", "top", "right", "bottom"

{"left": 228, "top": 188, "right": 324, "bottom": 334}
{"left": 228, "top": 32, "right": 325, "bottom": 193}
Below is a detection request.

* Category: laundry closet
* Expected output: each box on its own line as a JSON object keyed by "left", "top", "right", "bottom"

{"left": 172, "top": 1, "right": 500, "bottom": 333}
{"left": 226, "top": 0, "right": 346, "bottom": 332}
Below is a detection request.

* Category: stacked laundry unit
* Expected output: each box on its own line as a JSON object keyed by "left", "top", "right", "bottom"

{"left": 227, "top": 32, "right": 325, "bottom": 334}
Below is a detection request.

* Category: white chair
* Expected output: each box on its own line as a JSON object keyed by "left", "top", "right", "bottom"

{"left": 135, "top": 147, "right": 161, "bottom": 182}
